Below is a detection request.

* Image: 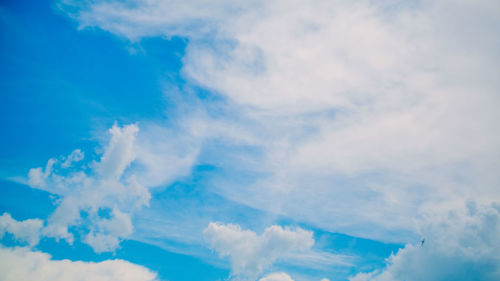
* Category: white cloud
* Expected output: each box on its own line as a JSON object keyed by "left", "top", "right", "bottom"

{"left": 259, "top": 272, "right": 294, "bottom": 281}
{"left": 61, "top": 149, "right": 84, "bottom": 168}
{"left": 25, "top": 124, "right": 149, "bottom": 252}
{"left": 84, "top": 207, "right": 133, "bottom": 253}
{"left": 203, "top": 222, "right": 314, "bottom": 280}
{"left": 133, "top": 122, "right": 200, "bottom": 188}
{"left": 0, "top": 213, "right": 43, "bottom": 247}
{"left": 27, "top": 158, "right": 56, "bottom": 188}
{"left": 349, "top": 202, "right": 500, "bottom": 281}
{"left": 257, "top": 272, "right": 331, "bottom": 281}
{"left": 0, "top": 246, "right": 157, "bottom": 281}
{"left": 96, "top": 123, "right": 138, "bottom": 179}
{"left": 69, "top": 0, "right": 258, "bottom": 41}
{"left": 58, "top": 0, "right": 500, "bottom": 244}
{"left": 21, "top": 117, "right": 202, "bottom": 253}
{"left": 22, "top": 120, "right": 202, "bottom": 253}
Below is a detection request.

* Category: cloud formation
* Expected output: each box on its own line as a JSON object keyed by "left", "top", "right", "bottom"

{"left": 350, "top": 202, "right": 500, "bottom": 281}
{"left": 25, "top": 124, "right": 150, "bottom": 252}
{"left": 96, "top": 123, "right": 139, "bottom": 179}
{"left": 0, "top": 213, "right": 43, "bottom": 247}
{"left": 203, "top": 222, "right": 314, "bottom": 280}
{"left": 61, "top": 149, "right": 84, "bottom": 168}
{"left": 0, "top": 246, "right": 157, "bottom": 281}
{"left": 259, "top": 272, "right": 294, "bottom": 281}
{"left": 60, "top": 0, "right": 500, "bottom": 243}
{"left": 11, "top": 0, "right": 500, "bottom": 280}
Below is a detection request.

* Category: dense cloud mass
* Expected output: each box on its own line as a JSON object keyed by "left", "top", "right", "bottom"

{"left": 59, "top": 0, "right": 500, "bottom": 243}
{"left": 0, "top": 246, "right": 157, "bottom": 281}
{"left": 350, "top": 202, "right": 500, "bottom": 281}
{"left": 204, "top": 222, "right": 314, "bottom": 280}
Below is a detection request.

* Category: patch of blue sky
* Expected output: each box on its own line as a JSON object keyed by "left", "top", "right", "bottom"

{"left": 0, "top": 0, "right": 186, "bottom": 178}
{"left": 0, "top": 179, "right": 55, "bottom": 221}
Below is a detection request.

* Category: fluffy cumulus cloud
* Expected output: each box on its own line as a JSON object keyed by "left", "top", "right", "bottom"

{"left": 22, "top": 122, "right": 199, "bottom": 253}
{"left": 350, "top": 202, "right": 500, "bottom": 281}
{"left": 58, "top": 0, "right": 500, "bottom": 244}
{"left": 0, "top": 246, "right": 157, "bottom": 281}
{"left": 0, "top": 213, "right": 43, "bottom": 247}
{"left": 84, "top": 207, "right": 134, "bottom": 253}
{"left": 257, "top": 273, "right": 331, "bottom": 281}
{"left": 203, "top": 222, "right": 314, "bottom": 280}
{"left": 257, "top": 272, "right": 332, "bottom": 281}
{"left": 25, "top": 124, "right": 148, "bottom": 252}
{"left": 259, "top": 272, "right": 294, "bottom": 281}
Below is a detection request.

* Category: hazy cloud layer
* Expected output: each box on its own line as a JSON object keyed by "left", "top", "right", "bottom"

{"left": 26, "top": 124, "right": 148, "bottom": 252}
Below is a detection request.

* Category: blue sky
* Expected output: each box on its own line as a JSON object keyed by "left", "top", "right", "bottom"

{"left": 1, "top": 0, "right": 500, "bottom": 281}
